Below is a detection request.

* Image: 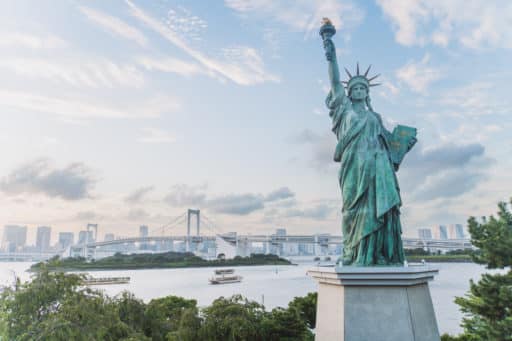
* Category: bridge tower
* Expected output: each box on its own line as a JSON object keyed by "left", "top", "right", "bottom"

{"left": 187, "top": 209, "right": 200, "bottom": 252}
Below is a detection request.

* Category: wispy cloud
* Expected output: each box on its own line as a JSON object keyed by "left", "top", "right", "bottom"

{"left": 0, "top": 57, "right": 145, "bottom": 88}
{"left": 0, "top": 32, "right": 66, "bottom": 49}
{"left": 125, "top": 186, "right": 154, "bottom": 203}
{"left": 395, "top": 54, "right": 441, "bottom": 93}
{"left": 377, "top": 0, "right": 512, "bottom": 49}
{"left": 225, "top": 0, "right": 364, "bottom": 38}
{"left": 126, "top": 0, "right": 279, "bottom": 85}
{"left": 138, "top": 128, "right": 176, "bottom": 144}
{"left": 136, "top": 56, "right": 203, "bottom": 76}
{"left": 0, "top": 90, "right": 180, "bottom": 120}
{"left": 80, "top": 6, "right": 148, "bottom": 47}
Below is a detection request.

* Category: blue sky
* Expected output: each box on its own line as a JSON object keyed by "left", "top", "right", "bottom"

{"left": 0, "top": 0, "right": 510, "bottom": 243}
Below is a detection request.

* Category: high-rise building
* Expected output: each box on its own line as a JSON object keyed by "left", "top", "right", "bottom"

{"left": 2, "top": 225, "right": 27, "bottom": 252}
{"left": 432, "top": 225, "right": 448, "bottom": 240}
{"left": 275, "top": 228, "right": 286, "bottom": 236}
{"left": 448, "top": 224, "right": 464, "bottom": 239}
{"left": 104, "top": 233, "right": 115, "bottom": 242}
{"left": 418, "top": 228, "right": 432, "bottom": 240}
{"left": 139, "top": 225, "right": 149, "bottom": 238}
{"left": 36, "top": 226, "right": 52, "bottom": 252}
{"left": 78, "top": 230, "right": 94, "bottom": 244}
{"left": 58, "top": 232, "right": 74, "bottom": 249}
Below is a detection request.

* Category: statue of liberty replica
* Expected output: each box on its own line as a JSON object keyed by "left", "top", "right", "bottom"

{"left": 310, "top": 19, "right": 440, "bottom": 341}
{"left": 320, "top": 18, "right": 417, "bottom": 266}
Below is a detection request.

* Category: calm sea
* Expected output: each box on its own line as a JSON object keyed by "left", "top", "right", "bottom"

{"left": 0, "top": 262, "right": 502, "bottom": 335}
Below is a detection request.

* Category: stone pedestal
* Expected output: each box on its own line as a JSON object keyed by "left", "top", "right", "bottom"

{"left": 308, "top": 265, "right": 440, "bottom": 341}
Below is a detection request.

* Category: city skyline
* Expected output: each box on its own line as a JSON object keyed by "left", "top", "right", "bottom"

{"left": 0, "top": 1, "right": 510, "bottom": 241}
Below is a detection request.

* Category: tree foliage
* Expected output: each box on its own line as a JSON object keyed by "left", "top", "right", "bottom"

{"left": 0, "top": 268, "right": 318, "bottom": 341}
{"left": 448, "top": 199, "right": 512, "bottom": 341}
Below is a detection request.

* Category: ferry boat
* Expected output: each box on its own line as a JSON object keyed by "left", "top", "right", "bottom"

{"left": 209, "top": 269, "right": 242, "bottom": 285}
{"left": 82, "top": 276, "right": 130, "bottom": 285}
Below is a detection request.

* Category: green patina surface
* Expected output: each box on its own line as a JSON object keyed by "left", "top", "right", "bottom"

{"left": 320, "top": 19, "right": 417, "bottom": 266}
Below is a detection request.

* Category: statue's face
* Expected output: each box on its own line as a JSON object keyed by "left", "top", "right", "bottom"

{"left": 350, "top": 84, "right": 368, "bottom": 101}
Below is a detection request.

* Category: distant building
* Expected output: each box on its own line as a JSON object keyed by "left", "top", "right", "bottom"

{"left": 58, "top": 232, "right": 74, "bottom": 249}
{"left": 432, "top": 225, "right": 448, "bottom": 240}
{"left": 104, "top": 233, "right": 115, "bottom": 242}
{"left": 2, "top": 225, "right": 27, "bottom": 252}
{"left": 448, "top": 224, "right": 464, "bottom": 239}
{"left": 78, "top": 230, "right": 94, "bottom": 244}
{"left": 139, "top": 225, "right": 149, "bottom": 238}
{"left": 275, "top": 228, "right": 287, "bottom": 236}
{"left": 36, "top": 226, "right": 52, "bottom": 252}
{"left": 418, "top": 228, "right": 432, "bottom": 240}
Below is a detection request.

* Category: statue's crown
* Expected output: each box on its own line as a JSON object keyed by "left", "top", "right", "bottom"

{"left": 342, "top": 63, "right": 381, "bottom": 91}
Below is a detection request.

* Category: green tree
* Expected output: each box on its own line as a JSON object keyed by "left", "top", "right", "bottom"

{"left": 450, "top": 199, "right": 512, "bottom": 341}
{"left": 261, "top": 307, "right": 313, "bottom": 341}
{"left": 144, "top": 295, "right": 197, "bottom": 341}
{"left": 200, "top": 295, "right": 266, "bottom": 341}
{"left": 167, "top": 307, "right": 202, "bottom": 341}
{"left": 0, "top": 268, "right": 140, "bottom": 340}
{"left": 288, "top": 292, "right": 317, "bottom": 329}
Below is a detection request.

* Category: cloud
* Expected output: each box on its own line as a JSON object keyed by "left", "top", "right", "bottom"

{"left": 395, "top": 54, "right": 441, "bottom": 93}
{"left": 74, "top": 210, "right": 102, "bottom": 221}
{"left": 163, "top": 185, "right": 296, "bottom": 215}
{"left": 225, "top": 0, "right": 364, "bottom": 38}
{"left": 136, "top": 56, "right": 204, "bottom": 76}
{"left": 377, "top": 0, "right": 512, "bottom": 49}
{"left": 138, "top": 128, "right": 176, "bottom": 144}
{"left": 399, "top": 142, "right": 491, "bottom": 201}
{"left": 264, "top": 187, "right": 295, "bottom": 202}
{"left": 80, "top": 6, "right": 148, "bottom": 46}
{"left": 125, "top": 186, "right": 154, "bottom": 203}
{"left": 0, "top": 159, "right": 95, "bottom": 200}
{"left": 0, "top": 57, "right": 145, "bottom": 88}
{"left": 0, "top": 32, "right": 66, "bottom": 49}
{"left": 283, "top": 203, "right": 336, "bottom": 220}
{"left": 164, "top": 184, "right": 207, "bottom": 207}
{"left": 0, "top": 90, "right": 180, "bottom": 120}
{"left": 207, "top": 193, "right": 265, "bottom": 215}
{"left": 125, "top": 208, "right": 151, "bottom": 220}
{"left": 126, "top": 0, "right": 279, "bottom": 85}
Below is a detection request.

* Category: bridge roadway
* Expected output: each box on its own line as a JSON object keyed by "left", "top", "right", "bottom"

{"left": 77, "top": 234, "right": 472, "bottom": 250}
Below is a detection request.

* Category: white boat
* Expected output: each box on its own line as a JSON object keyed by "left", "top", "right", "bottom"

{"left": 82, "top": 276, "right": 130, "bottom": 285}
{"left": 209, "top": 269, "right": 242, "bottom": 284}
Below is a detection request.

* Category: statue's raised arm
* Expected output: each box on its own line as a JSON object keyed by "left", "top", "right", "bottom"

{"left": 320, "top": 18, "right": 344, "bottom": 99}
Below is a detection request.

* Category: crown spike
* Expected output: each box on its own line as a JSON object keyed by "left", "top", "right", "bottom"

{"left": 368, "top": 74, "right": 380, "bottom": 82}
{"left": 356, "top": 62, "right": 360, "bottom": 76}
{"left": 344, "top": 67, "right": 352, "bottom": 79}
{"left": 369, "top": 83, "right": 381, "bottom": 87}
{"left": 364, "top": 65, "right": 372, "bottom": 77}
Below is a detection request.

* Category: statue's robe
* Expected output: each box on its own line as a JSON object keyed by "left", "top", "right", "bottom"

{"left": 326, "top": 90, "right": 405, "bottom": 265}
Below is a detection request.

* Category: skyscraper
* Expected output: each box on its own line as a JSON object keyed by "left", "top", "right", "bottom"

{"left": 78, "top": 230, "right": 94, "bottom": 244}
{"left": 36, "top": 226, "right": 52, "bottom": 252}
{"left": 418, "top": 228, "right": 432, "bottom": 240}
{"left": 2, "top": 225, "right": 27, "bottom": 252}
{"left": 104, "top": 233, "right": 115, "bottom": 242}
{"left": 448, "top": 224, "right": 464, "bottom": 239}
{"left": 58, "top": 232, "right": 74, "bottom": 249}
{"left": 139, "top": 225, "right": 149, "bottom": 238}
{"left": 432, "top": 225, "right": 448, "bottom": 240}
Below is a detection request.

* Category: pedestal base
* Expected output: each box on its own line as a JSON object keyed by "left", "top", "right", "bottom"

{"left": 308, "top": 265, "right": 440, "bottom": 341}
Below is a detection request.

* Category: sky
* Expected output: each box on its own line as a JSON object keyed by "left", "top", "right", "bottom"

{"left": 0, "top": 0, "right": 511, "bottom": 244}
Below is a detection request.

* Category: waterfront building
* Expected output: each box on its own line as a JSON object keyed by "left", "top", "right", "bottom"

{"left": 2, "top": 225, "right": 27, "bottom": 252}
{"left": 78, "top": 230, "right": 94, "bottom": 244}
{"left": 36, "top": 226, "right": 52, "bottom": 252}
{"left": 418, "top": 228, "right": 433, "bottom": 239}
{"left": 139, "top": 225, "right": 149, "bottom": 238}
{"left": 104, "top": 233, "right": 115, "bottom": 242}
{"left": 58, "top": 232, "right": 74, "bottom": 249}
{"left": 448, "top": 224, "right": 464, "bottom": 239}
{"left": 433, "top": 225, "right": 448, "bottom": 240}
